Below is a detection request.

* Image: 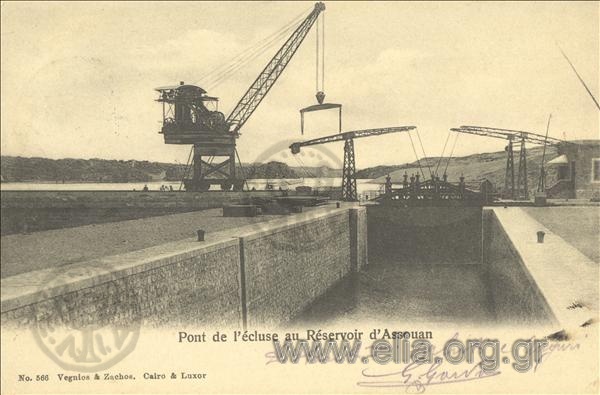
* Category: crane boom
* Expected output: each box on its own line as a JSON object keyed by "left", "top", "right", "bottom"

{"left": 450, "top": 125, "right": 568, "bottom": 200}
{"left": 226, "top": 2, "right": 326, "bottom": 134}
{"left": 290, "top": 125, "right": 416, "bottom": 201}
{"left": 451, "top": 125, "right": 566, "bottom": 146}
{"left": 290, "top": 126, "right": 416, "bottom": 154}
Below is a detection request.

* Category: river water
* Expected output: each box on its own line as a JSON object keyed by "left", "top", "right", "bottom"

{"left": 0, "top": 178, "right": 383, "bottom": 199}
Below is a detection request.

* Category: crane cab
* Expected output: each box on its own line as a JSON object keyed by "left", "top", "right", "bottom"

{"left": 155, "top": 82, "right": 234, "bottom": 148}
{"left": 153, "top": 3, "right": 327, "bottom": 192}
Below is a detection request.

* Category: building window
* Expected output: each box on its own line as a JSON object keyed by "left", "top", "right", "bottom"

{"left": 593, "top": 158, "right": 600, "bottom": 183}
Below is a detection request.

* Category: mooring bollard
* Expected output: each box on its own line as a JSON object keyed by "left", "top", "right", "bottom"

{"left": 537, "top": 231, "right": 545, "bottom": 243}
{"left": 336, "top": 202, "right": 341, "bottom": 208}
{"left": 197, "top": 229, "right": 205, "bottom": 242}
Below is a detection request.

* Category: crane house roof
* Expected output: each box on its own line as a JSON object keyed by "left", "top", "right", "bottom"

{"left": 155, "top": 83, "right": 219, "bottom": 102}
{"left": 154, "top": 84, "right": 206, "bottom": 93}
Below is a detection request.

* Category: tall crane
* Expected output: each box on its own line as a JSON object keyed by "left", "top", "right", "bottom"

{"left": 290, "top": 126, "right": 416, "bottom": 201}
{"left": 155, "top": 3, "right": 326, "bottom": 191}
{"left": 450, "top": 125, "right": 566, "bottom": 200}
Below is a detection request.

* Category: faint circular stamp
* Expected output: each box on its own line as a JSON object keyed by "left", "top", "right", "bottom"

{"left": 30, "top": 262, "right": 142, "bottom": 372}
{"left": 245, "top": 139, "right": 344, "bottom": 252}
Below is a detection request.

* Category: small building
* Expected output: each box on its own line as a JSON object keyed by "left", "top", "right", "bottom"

{"left": 546, "top": 140, "right": 600, "bottom": 199}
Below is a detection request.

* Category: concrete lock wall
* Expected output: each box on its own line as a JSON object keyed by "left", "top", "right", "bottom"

{"left": 483, "top": 207, "right": 598, "bottom": 331}
{"left": 367, "top": 205, "right": 482, "bottom": 264}
{"left": 1, "top": 206, "right": 367, "bottom": 329}
{"left": 482, "top": 209, "right": 555, "bottom": 325}
{"left": 0, "top": 190, "right": 288, "bottom": 235}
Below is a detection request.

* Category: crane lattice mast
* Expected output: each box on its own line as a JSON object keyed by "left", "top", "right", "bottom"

{"left": 290, "top": 126, "right": 416, "bottom": 201}
{"left": 450, "top": 125, "right": 567, "bottom": 200}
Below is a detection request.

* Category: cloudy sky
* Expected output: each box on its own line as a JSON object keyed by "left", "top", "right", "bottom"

{"left": 1, "top": 1, "right": 598, "bottom": 169}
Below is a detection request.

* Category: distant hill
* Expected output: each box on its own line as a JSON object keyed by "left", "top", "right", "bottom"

{"left": 289, "top": 165, "right": 342, "bottom": 178}
{"left": 355, "top": 165, "right": 407, "bottom": 180}
{"left": 0, "top": 156, "right": 166, "bottom": 183}
{"left": 241, "top": 162, "right": 299, "bottom": 179}
{"left": 1, "top": 147, "right": 559, "bottom": 189}
{"left": 0, "top": 156, "right": 340, "bottom": 182}
{"left": 357, "top": 146, "right": 559, "bottom": 191}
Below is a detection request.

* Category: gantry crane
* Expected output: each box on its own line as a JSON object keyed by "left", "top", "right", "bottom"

{"left": 450, "top": 125, "right": 566, "bottom": 200}
{"left": 155, "top": 3, "right": 326, "bottom": 191}
{"left": 290, "top": 126, "right": 416, "bottom": 201}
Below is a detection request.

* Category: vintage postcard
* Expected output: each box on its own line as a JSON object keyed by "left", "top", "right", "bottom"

{"left": 1, "top": 1, "right": 599, "bottom": 394}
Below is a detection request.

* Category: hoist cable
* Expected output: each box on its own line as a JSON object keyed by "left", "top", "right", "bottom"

{"left": 558, "top": 44, "right": 600, "bottom": 111}
{"left": 316, "top": 17, "right": 319, "bottom": 92}
{"left": 300, "top": 156, "right": 315, "bottom": 178}
{"left": 315, "top": 12, "right": 325, "bottom": 93}
{"left": 197, "top": 6, "right": 310, "bottom": 86}
{"left": 435, "top": 131, "right": 451, "bottom": 176}
{"left": 294, "top": 154, "right": 314, "bottom": 178}
{"left": 206, "top": 21, "right": 300, "bottom": 90}
{"left": 235, "top": 148, "right": 249, "bottom": 191}
{"left": 321, "top": 12, "right": 325, "bottom": 92}
{"left": 205, "top": 32, "right": 289, "bottom": 89}
{"left": 300, "top": 155, "right": 315, "bottom": 178}
{"left": 443, "top": 131, "right": 460, "bottom": 176}
{"left": 179, "top": 146, "right": 194, "bottom": 191}
{"left": 200, "top": 6, "right": 312, "bottom": 90}
{"left": 201, "top": 25, "right": 292, "bottom": 86}
{"left": 407, "top": 130, "right": 427, "bottom": 179}
{"left": 416, "top": 129, "right": 433, "bottom": 178}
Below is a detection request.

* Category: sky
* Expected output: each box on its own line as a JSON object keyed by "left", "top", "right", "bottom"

{"left": 1, "top": 1, "right": 599, "bottom": 170}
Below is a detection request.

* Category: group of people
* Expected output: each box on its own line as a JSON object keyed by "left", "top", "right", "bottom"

{"left": 138, "top": 184, "right": 174, "bottom": 192}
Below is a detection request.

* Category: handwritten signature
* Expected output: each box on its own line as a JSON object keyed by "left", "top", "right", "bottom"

{"left": 357, "top": 360, "right": 501, "bottom": 393}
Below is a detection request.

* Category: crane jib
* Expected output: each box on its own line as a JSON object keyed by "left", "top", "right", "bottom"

{"left": 452, "top": 126, "right": 566, "bottom": 146}
{"left": 289, "top": 126, "right": 417, "bottom": 154}
{"left": 226, "top": 2, "right": 326, "bottom": 135}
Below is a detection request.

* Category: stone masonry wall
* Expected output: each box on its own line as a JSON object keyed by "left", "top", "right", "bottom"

{"left": 1, "top": 240, "right": 243, "bottom": 329}
{"left": 2, "top": 207, "right": 366, "bottom": 329}
{"left": 350, "top": 207, "right": 368, "bottom": 272}
{"left": 241, "top": 211, "right": 352, "bottom": 328}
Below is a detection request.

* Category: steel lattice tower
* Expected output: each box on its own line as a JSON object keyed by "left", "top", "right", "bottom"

{"left": 342, "top": 138, "right": 357, "bottom": 201}
{"left": 504, "top": 140, "right": 515, "bottom": 199}
{"left": 289, "top": 126, "right": 416, "bottom": 202}
{"left": 516, "top": 137, "right": 528, "bottom": 199}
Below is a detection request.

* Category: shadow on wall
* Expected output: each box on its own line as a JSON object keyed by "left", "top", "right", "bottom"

{"left": 367, "top": 206, "right": 482, "bottom": 265}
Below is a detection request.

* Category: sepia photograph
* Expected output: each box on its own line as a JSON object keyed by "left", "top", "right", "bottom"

{"left": 1, "top": 1, "right": 598, "bottom": 393}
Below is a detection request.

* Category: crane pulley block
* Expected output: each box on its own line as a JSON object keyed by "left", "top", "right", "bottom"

{"left": 299, "top": 4, "right": 340, "bottom": 135}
